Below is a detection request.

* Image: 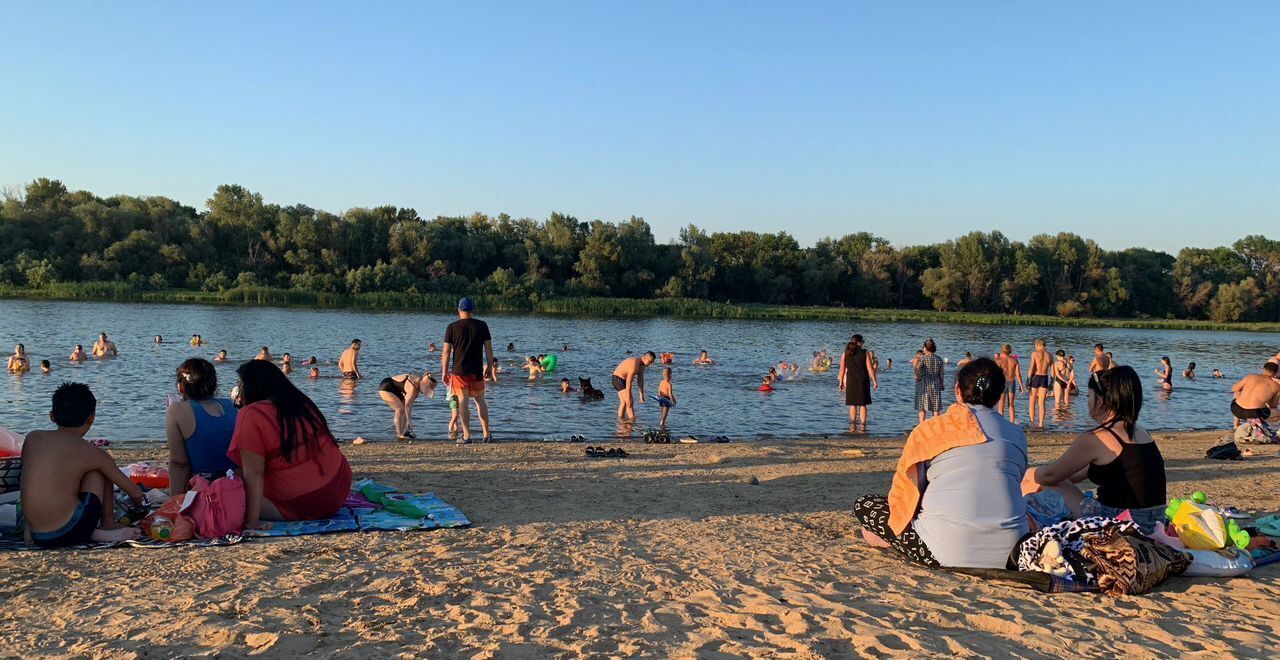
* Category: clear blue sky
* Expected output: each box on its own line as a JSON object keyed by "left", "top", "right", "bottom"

{"left": 3, "top": 2, "right": 1276, "bottom": 253}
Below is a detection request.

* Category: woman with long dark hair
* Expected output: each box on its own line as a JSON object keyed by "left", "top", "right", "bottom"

{"left": 837, "top": 335, "right": 878, "bottom": 432}
{"left": 228, "top": 360, "right": 352, "bottom": 529}
{"left": 1024, "top": 366, "right": 1167, "bottom": 533}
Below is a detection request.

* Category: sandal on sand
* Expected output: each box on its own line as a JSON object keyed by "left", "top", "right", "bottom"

{"left": 605, "top": 447, "right": 628, "bottom": 458}
{"left": 585, "top": 446, "right": 603, "bottom": 457}
{"left": 482, "top": 435, "right": 493, "bottom": 443}
{"left": 456, "top": 436, "right": 471, "bottom": 445}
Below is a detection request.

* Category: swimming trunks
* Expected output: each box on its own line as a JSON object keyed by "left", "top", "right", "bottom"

{"left": 612, "top": 375, "right": 626, "bottom": 392}
{"left": 656, "top": 395, "right": 674, "bottom": 408}
{"left": 342, "top": 371, "right": 359, "bottom": 380}
{"left": 379, "top": 377, "right": 405, "bottom": 402}
{"left": 1028, "top": 375, "right": 1049, "bottom": 389}
{"left": 449, "top": 373, "right": 484, "bottom": 397}
{"left": 1232, "top": 400, "right": 1271, "bottom": 420}
{"left": 31, "top": 492, "right": 102, "bottom": 548}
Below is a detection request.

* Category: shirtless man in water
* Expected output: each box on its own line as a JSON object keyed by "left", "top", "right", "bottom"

{"left": 1231, "top": 362, "right": 1280, "bottom": 429}
{"left": 994, "top": 344, "right": 1022, "bottom": 423}
{"left": 1088, "top": 344, "right": 1112, "bottom": 373}
{"left": 339, "top": 340, "right": 362, "bottom": 380}
{"left": 91, "top": 333, "right": 117, "bottom": 358}
{"left": 612, "top": 352, "right": 655, "bottom": 421}
{"left": 1026, "top": 339, "right": 1052, "bottom": 429}
{"left": 255, "top": 347, "right": 273, "bottom": 361}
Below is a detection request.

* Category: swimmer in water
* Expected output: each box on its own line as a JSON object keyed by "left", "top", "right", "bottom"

{"left": 302, "top": 356, "right": 317, "bottom": 366}
{"left": 1212, "top": 368, "right": 1224, "bottom": 379}
{"left": 280, "top": 353, "right": 293, "bottom": 374}
{"left": 1184, "top": 362, "right": 1197, "bottom": 379}
{"left": 525, "top": 356, "right": 544, "bottom": 380}
{"left": 8, "top": 344, "right": 31, "bottom": 373}
{"left": 255, "top": 347, "right": 273, "bottom": 361}
{"left": 154, "top": 335, "right": 164, "bottom": 344}
{"left": 92, "top": 333, "right": 117, "bottom": 358}
{"left": 427, "top": 342, "right": 438, "bottom": 352}
{"left": 70, "top": 345, "right": 87, "bottom": 362}
{"left": 39, "top": 360, "right": 51, "bottom": 374}
{"left": 692, "top": 350, "right": 717, "bottom": 366}
{"left": 956, "top": 352, "right": 973, "bottom": 370}
{"left": 885, "top": 358, "right": 893, "bottom": 370}
{"left": 215, "top": 350, "right": 228, "bottom": 362}
{"left": 1027, "top": 339, "right": 1052, "bottom": 430}
{"left": 562, "top": 343, "right": 569, "bottom": 352}
{"left": 190, "top": 334, "right": 204, "bottom": 347}
{"left": 309, "top": 366, "right": 320, "bottom": 379}
{"left": 1088, "top": 343, "right": 1111, "bottom": 373}
{"left": 1155, "top": 356, "right": 1173, "bottom": 391}
{"left": 507, "top": 342, "right": 516, "bottom": 352}
{"left": 759, "top": 374, "right": 775, "bottom": 392}
{"left": 560, "top": 377, "right": 575, "bottom": 394}
{"left": 656, "top": 368, "right": 676, "bottom": 428}
{"left": 1052, "top": 350, "right": 1074, "bottom": 407}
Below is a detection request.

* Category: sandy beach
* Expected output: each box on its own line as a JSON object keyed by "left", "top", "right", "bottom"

{"left": 1, "top": 430, "right": 1278, "bottom": 658}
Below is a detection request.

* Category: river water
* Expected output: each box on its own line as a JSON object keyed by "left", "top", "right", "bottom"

{"left": 0, "top": 300, "right": 1273, "bottom": 444}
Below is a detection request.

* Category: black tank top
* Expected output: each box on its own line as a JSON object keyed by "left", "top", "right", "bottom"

{"left": 1087, "top": 422, "right": 1166, "bottom": 509}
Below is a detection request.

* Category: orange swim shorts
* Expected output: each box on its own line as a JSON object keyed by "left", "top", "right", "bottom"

{"left": 448, "top": 373, "right": 485, "bottom": 397}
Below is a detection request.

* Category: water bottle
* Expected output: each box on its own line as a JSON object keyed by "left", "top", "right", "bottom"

{"left": 149, "top": 515, "right": 174, "bottom": 541}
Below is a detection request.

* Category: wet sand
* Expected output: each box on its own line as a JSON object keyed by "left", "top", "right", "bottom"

{"left": 1, "top": 430, "right": 1278, "bottom": 658}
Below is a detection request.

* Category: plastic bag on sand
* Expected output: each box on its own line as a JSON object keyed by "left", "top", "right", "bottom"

{"left": 1183, "top": 548, "right": 1254, "bottom": 577}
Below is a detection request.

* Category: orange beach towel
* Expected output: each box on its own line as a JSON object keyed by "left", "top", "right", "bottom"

{"left": 888, "top": 404, "right": 989, "bottom": 535}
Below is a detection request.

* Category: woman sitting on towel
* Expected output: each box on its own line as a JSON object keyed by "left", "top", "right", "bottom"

{"left": 228, "top": 360, "right": 353, "bottom": 529}
{"left": 166, "top": 358, "right": 238, "bottom": 495}
{"left": 853, "top": 358, "right": 1029, "bottom": 568}
{"left": 1023, "top": 366, "right": 1166, "bottom": 534}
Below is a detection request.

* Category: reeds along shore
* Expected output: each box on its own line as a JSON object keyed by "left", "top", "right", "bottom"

{"left": 3, "top": 283, "right": 1280, "bottom": 332}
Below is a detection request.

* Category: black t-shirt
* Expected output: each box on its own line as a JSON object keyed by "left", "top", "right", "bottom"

{"left": 444, "top": 318, "right": 491, "bottom": 378}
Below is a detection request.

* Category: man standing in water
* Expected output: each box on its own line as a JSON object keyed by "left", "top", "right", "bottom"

{"left": 1026, "top": 339, "right": 1052, "bottom": 430}
{"left": 338, "top": 340, "right": 363, "bottom": 380}
{"left": 612, "top": 352, "right": 655, "bottom": 421}
{"left": 1089, "top": 344, "right": 1112, "bottom": 373}
{"left": 994, "top": 344, "right": 1021, "bottom": 423}
{"left": 442, "top": 297, "right": 495, "bottom": 444}
{"left": 92, "top": 333, "right": 117, "bottom": 358}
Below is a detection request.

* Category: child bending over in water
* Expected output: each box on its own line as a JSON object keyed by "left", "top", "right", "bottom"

{"left": 21, "top": 383, "right": 144, "bottom": 547}
{"left": 657, "top": 368, "right": 676, "bottom": 427}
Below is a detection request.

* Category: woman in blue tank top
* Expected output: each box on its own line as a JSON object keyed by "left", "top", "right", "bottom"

{"left": 166, "top": 358, "right": 239, "bottom": 495}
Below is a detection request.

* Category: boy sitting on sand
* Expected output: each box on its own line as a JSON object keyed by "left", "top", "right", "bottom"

{"left": 21, "top": 383, "right": 144, "bottom": 547}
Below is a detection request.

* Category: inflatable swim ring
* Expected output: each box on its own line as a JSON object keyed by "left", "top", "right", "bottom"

{"left": 539, "top": 354, "right": 558, "bottom": 372}
{"left": 0, "top": 427, "right": 22, "bottom": 459}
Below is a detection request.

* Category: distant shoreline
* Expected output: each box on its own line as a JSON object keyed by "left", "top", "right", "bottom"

{"left": 2, "top": 283, "right": 1279, "bottom": 332}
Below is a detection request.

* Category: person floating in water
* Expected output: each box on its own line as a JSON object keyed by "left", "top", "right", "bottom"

{"left": 280, "top": 353, "right": 294, "bottom": 375}
{"left": 1212, "top": 368, "right": 1224, "bottom": 379}
{"left": 885, "top": 358, "right": 893, "bottom": 370}
{"left": 92, "top": 333, "right": 117, "bottom": 358}
{"left": 215, "top": 350, "right": 229, "bottom": 363}
{"left": 506, "top": 342, "right": 516, "bottom": 352}
{"left": 427, "top": 342, "right": 438, "bottom": 352}
{"left": 255, "top": 347, "right": 273, "bottom": 361}
{"left": 759, "top": 375, "right": 775, "bottom": 392}
{"left": 70, "top": 345, "right": 87, "bottom": 362}
{"left": 8, "top": 344, "right": 30, "bottom": 374}
{"left": 302, "top": 356, "right": 318, "bottom": 366}
{"left": 656, "top": 367, "right": 676, "bottom": 428}
{"left": 190, "top": 334, "right": 204, "bottom": 347}
{"left": 309, "top": 366, "right": 320, "bottom": 379}
{"left": 1183, "top": 362, "right": 1196, "bottom": 379}
{"left": 1155, "top": 356, "right": 1173, "bottom": 392}
{"left": 339, "top": 340, "right": 362, "bottom": 380}
{"left": 559, "top": 378, "right": 575, "bottom": 394}
{"left": 611, "top": 352, "right": 654, "bottom": 421}
{"left": 692, "top": 350, "right": 717, "bottom": 366}
{"left": 39, "top": 360, "right": 51, "bottom": 374}
{"left": 154, "top": 335, "right": 164, "bottom": 344}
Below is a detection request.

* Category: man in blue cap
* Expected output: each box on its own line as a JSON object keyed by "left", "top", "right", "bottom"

{"left": 441, "top": 297, "right": 496, "bottom": 443}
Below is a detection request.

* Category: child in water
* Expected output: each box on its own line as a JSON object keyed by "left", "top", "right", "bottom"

{"left": 759, "top": 375, "right": 775, "bottom": 392}
{"left": 657, "top": 368, "right": 676, "bottom": 427}
{"left": 559, "top": 378, "right": 575, "bottom": 393}
{"left": 308, "top": 366, "right": 320, "bottom": 379}
{"left": 525, "top": 356, "right": 543, "bottom": 380}
{"left": 39, "top": 360, "right": 51, "bottom": 374}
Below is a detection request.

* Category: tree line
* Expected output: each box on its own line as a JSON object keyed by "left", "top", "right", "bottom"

{"left": 1, "top": 178, "right": 1275, "bottom": 323}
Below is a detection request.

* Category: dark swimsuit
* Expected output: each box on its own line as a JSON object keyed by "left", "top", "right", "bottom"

{"left": 1232, "top": 400, "right": 1270, "bottom": 420}
{"left": 378, "top": 377, "right": 412, "bottom": 402}
{"left": 31, "top": 492, "right": 102, "bottom": 548}
{"left": 1087, "top": 422, "right": 1166, "bottom": 510}
{"left": 612, "top": 375, "right": 627, "bottom": 391}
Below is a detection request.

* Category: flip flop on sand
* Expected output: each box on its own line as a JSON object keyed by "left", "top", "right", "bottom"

{"left": 679, "top": 437, "right": 699, "bottom": 444}
{"left": 605, "top": 447, "right": 628, "bottom": 458}
{"left": 585, "top": 446, "right": 604, "bottom": 457}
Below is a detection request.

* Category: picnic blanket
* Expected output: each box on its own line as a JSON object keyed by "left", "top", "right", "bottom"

{"left": 0, "top": 478, "right": 469, "bottom": 550}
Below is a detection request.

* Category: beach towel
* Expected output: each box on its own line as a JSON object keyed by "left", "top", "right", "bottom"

{"left": 888, "top": 404, "right": 989, "bottom": 535}
{"left": 1015, "top": 517, "right": 1139, "bottom": 585}
{"left": 0, "top": 534, "right": 244, "bottom": 552}
{"left": 243, "top": 479, "right": 470, "bottom": 537}
{"left": 242, "top": 508, "right": 361, "bottom": 538}
{"left": 1081, "top": 526, "right": 1190, "bottom": 596}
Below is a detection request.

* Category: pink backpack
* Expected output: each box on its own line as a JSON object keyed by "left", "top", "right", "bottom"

{"left": 187, "top": 472, "right": 246, "bottom": 538}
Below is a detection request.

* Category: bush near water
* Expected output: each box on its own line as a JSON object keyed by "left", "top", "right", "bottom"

{"left": 2, "top": 178, "right": 1279, "bottom": 327}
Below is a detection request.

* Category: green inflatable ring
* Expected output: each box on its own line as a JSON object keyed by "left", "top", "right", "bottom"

{"left": 540, "top": 354, "right": 558, "bottom": 372}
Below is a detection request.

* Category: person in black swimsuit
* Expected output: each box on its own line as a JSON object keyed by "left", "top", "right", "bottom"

{"left": 837, "top": 335, "right": 878, "bottom": 432}
{"left": 378, "top": 373, "right": 427, "bottom": 440}
{"left": 1023, "top": 366, "right": 1167, "bottom": 534}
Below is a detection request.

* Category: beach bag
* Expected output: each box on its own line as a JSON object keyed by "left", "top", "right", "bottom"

{"left": 1169, "top": 501, "right": 1228, "bottom": 550}
{"left": 140, "top": 494, "right": 197, "bottom": 542}
{"left": 1080, "top": 527, "right": 1190, "bottom": 596}
{"left": 188, "top": 473, "right": 246, "bottom": 538}
{"left": 1205, "top": 441, "right": 1243, "bottom": 461}
{"left": 1233, "top": 421, "right": 1277, "bottom": 445}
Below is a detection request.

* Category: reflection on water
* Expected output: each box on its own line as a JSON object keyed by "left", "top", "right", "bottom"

{"left": 0, "top": 299, "right": 1269, "bottom": 444}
